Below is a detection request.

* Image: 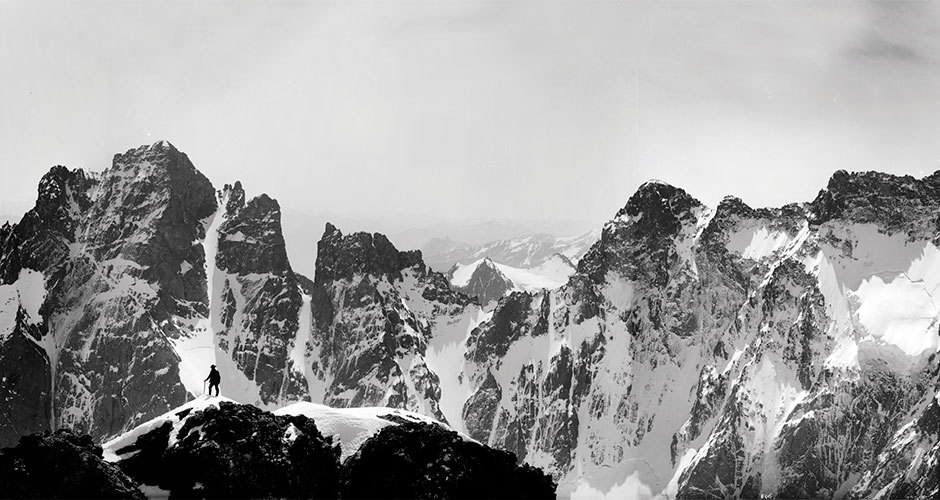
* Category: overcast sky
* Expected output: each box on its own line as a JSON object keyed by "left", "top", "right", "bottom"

{"left": 2, "top": 0, "right": 940, "bottom": 232}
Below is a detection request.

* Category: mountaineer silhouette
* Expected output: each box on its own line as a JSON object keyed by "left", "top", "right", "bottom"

{"left": 204, "top": 365, "right": 221, "bottom": 396}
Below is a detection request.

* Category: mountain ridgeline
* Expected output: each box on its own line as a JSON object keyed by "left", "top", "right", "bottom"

{"left": 1, "top": 141, "right": 939, "bottom": 498}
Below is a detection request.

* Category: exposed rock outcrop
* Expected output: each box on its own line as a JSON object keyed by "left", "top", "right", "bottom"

{"left": 0, "top": 429, "right": 144, "bottom": 499}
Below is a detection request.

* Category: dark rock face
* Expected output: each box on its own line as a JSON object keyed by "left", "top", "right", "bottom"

{"left": 214, "top": 184, "right": 306, "bottom": 404}
{"left": 579, "top": 181, "right": 704, "bottom": 286}
{"left": 85, "top": 142, "right": 217, "bottom": 320}
{"left": 114, "top": 401, "right": 341, "bottom": 499}
{"left": 456, "top": 258, "right": 514, "bottom": 304}
{"left": 315, "top": 222, "right": 424, "bottom": 285}
{"left": 830, "top": 361, "right": 940, "bottom": 500}
{"left": 341, "top": 420, "right": 556, "bottom": 499}
{"left": 462, "top": 289, "right": 582, "bottom": 474}
{"left": 676, "top": 390, "right": 758, "bottom": 500}
{"left": 0, "top": 429, "right": 144, "bottom": 499}
{"left": 307, "top": 223, "right": 473, "bottom": 422}
{"left": 0, "top": 307, "right": 52, "bottom": 448}
{"left": 0, "top": 141, "right": 310, "bottom": 447}
{"left": 466, "top": 292, "right": 538, "bottom": 363}
{"left": 773, "top": 371, "right": 918, "bottom": 499}
{"left": 0, "top": 166, "right": 96, "bottom": 284}
{"left": 810, "top": 169, "right": 940, "bottom": 235}
{"left": 463, "top": 370, "right": 502, "bottom": 443}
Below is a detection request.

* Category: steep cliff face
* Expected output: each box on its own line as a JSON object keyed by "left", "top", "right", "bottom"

{"left": 0, "top": 142, "right": 309, "bottom": 446}
{"left": 459, "top": 174, "right": 940, "bottom": 498}
{"left": 208, "top": 181, "right": 307, "bottom": 405}
{"left": 0, "top": 141, "right": 484, "bottom": 448}
{"left": 0, "top": 142, "right": 215, "bottom": 446}
{"left": 305, "top": 223, "right": 479, "bottom": 424}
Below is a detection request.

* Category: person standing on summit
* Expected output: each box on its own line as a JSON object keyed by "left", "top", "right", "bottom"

{"left": 204, "top": 365, "right": 221, "bottom": 396}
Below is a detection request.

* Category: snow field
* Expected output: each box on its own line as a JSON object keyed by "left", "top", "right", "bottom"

{"left": 171, "top": 206, "right": 224, "bottom": 398}
{"left": 288, "top": 293, "right": 323, "bottom": 401}
{"left": 171, "top": 195, "right": 271, "bottom": 407}
{"left": 423, "top": 309, "right": 484, "bottom": 435}
{"left": 811, "top": 224, "right": 940, "bottom": 368}
{"left": 728, "top": 225, "right": 796, "bottom": 262}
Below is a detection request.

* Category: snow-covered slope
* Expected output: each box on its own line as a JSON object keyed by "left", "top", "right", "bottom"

{"left": 423, "top": 230, "right": 600, "bottom": 272}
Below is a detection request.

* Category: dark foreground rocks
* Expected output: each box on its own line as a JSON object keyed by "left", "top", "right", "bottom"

{"left": 0, "top": 429, "right": 144, "bottom": 499}
{"left": 114, "top": 402, "right": 341, "bottom": 499}
{"left": 341, "top": 420, "right": 556, "bottom": 499}
{"left": 2, "top": 401, "right": 557, "bottom": 499}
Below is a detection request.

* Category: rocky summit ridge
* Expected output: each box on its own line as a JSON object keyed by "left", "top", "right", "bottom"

{"left": 1, "top": 142, "right": 939, "bottom": 499}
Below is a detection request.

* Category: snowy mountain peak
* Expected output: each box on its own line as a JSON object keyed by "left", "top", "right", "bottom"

{"left": 111, "top": 140, "right": 192, "bottom": 178}
{"left": 577, "top": 181, "right": 708, "bottom": 287}
{"left": 450, "top": 253, "right": 575, "bottom": 306}
{"left": 617, "top": 178, "right": 703, "bottom": 225}
{"left": 456, "top": 257, "right": 513, "bottom": 305}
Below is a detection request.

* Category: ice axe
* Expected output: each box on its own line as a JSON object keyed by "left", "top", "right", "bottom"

{"left": 203, "top": 380, "right": 207, "bottom": 396}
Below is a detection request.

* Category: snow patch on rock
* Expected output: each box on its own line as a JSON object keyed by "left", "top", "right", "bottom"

{"left": 275, "top": 401, "right": 459, "bottom": 461}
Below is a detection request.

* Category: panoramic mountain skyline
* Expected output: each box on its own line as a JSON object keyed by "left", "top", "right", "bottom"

{"left": 1, "top": 141, "right": 938, "bottom": 499}
{"left": 3, "top": 1, "right": 940, "bottom": 498}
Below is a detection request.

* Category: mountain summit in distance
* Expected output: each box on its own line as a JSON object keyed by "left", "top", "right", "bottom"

{"left": 422, "top": 230, "right": 600, "bottom": 273}
{"left": 0, "top": 141, "right": 938, "bottom": 499}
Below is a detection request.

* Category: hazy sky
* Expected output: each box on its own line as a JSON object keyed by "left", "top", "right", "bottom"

{"left": 3, "top": 0, "right": 940, "bottom": 231}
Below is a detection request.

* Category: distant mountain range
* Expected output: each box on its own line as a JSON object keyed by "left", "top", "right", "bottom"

{"left": 279, "top": 210, "right": 597, "bottom": 279}
{"left": 422, "top": 230, "right": 600, "bottom": 272}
